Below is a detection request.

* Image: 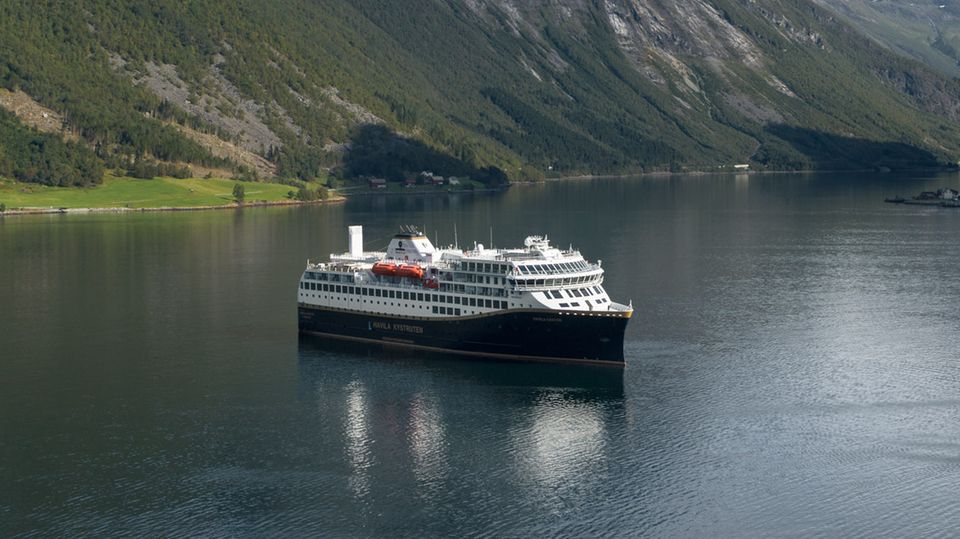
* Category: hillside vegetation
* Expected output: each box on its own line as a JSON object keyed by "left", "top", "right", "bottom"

{"left": 2, "top": 0, "right": 960, "bottom": 191}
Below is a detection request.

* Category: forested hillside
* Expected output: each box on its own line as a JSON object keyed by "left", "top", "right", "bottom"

{"left": 2, "top": 0, "right": 960, "bottom": 188}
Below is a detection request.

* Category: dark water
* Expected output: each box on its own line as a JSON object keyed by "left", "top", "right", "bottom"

{"left": 3, "top": 172, "right": 960, "bottom": 536}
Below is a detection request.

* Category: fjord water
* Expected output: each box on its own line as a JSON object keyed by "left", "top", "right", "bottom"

{"left": 2, "top": 172, "right": 960, "bottom": 536}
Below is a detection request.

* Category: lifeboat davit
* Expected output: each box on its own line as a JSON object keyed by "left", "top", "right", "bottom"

{"left": 371, "top": 262, "right": 398, "bottom": 276}
{"left": 396, "top": 264, "right": 424, "bottom": 279}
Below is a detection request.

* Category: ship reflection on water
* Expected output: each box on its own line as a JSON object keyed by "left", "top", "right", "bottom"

{"left": 407, "top": 393, "right": 449, "bottom": 495}
{"left": 343, "top": 381, "right": 373, "bottom": 500}
{"left": 298, "top": 335, "right": 625, "bottom": 392}
{"left": 297, "top": 336, "right": 624, "bottom": 508}
{"left": 514, "top": 393, "right": 608, "bottom": 500}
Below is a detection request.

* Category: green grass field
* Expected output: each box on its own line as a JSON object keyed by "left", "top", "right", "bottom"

{"left": 0, "top": 176, "right": 309, "bottom": 209}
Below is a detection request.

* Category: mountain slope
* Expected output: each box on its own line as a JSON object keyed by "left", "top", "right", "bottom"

{"left": 1, "top": 0, "right": 960, "bottom": 187}
{"left": 813, "top": 0, "right": 960, "bottom": 78}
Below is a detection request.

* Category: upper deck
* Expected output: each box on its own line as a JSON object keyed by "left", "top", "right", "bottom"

{"left": 318, "top": 233, "right": 602, "bottom": 292}
{"left": 300, "top": 226, "right": 628, "bottom": 316}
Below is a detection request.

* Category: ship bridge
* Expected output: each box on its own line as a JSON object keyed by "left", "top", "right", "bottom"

{"left": 386, "top": 227, "right": 437, "bottom": 263}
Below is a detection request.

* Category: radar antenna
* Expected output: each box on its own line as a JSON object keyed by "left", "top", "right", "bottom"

{"left": 524, "top": 235, "right": 549, "bottom": 249}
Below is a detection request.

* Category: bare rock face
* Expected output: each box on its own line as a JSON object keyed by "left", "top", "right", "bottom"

{"left": 106, "top": 52, "right": 387, "bottom": 177}
{"left": 463, "top": 0, "right": 960, "bottom": 127}
{"left": 319, "top": 87, "right": 384, "bottom": 126}
{"left": 132, "top": 61, "right": 284, "bottom": 154}
{"left": 459, "top": 0, "right": 823, "bottom": 78}
{"left": 0, "top": 89, "right": 77, "bottom": 140}
{"left": 454, "top": 0, "right": 819, "bottom": 127}
{"left": 606, "top": 1, "right": 764, "bottom": 64}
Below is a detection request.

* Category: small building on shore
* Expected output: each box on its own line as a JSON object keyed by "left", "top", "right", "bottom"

{"left": 368, "top": 178, "right": 387, "bottom": 189}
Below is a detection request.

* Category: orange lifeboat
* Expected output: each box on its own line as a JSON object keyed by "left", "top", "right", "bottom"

{"left": 371, "top": 262, "right": 398, "bottom": 276}
{"left": 396, "top": 264, "right": 424, "bottom": 279}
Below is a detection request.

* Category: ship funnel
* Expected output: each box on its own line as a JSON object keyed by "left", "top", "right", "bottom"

{"left": 348, "top": 225, "right": 363, "bottom": 257}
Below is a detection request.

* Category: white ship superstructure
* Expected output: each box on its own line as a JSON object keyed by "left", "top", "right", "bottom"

{"left": 297, "top": 226, "right": 632, "bottom": 319}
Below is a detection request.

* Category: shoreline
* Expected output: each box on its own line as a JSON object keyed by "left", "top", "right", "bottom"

{"left": 543, "top": 166, "right": 958, "bottom": 182}
{"left": 0, "top": 186, "right": 509, "bottom": 216}
{"left": 4, "top": 166, "right": 956, "bottom": 216}
{"left": 0, "top": 196, "right": 344, "bottom": 217}
{"left": 343, "top": 186, "right": 508, "bottom": 197}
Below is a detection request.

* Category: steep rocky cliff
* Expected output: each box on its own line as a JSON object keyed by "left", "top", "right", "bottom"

{"left": 2, "top": 0, "right": 959, "bottom": 185}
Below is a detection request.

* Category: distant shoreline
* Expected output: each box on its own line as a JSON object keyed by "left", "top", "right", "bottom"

{"left": 1, "top": 184, "right": 513, "bottom": 217}
{"left": 344, "top": 186, "right": 508, "bottom": 197}
{"left": 0, "top": 197, "right": 344, "bottom": 217}
{"left": 545, "top": 166, "right": 958, "bottom": 182}
{"left": 4, "top": 166, "right": 956, "bottom": 217}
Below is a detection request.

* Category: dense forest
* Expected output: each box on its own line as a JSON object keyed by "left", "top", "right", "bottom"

{"left": 2, "top": 0, "right": 960, "bottom": 188}
{"left": 0, "top": 109, "right": 103, "bottom": 186}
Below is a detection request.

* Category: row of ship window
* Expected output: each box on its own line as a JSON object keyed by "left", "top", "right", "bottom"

{"left": 516, "top": 260, "right": 589, "bottom": 275}
{"left": 559, "top": 298, "right": 609, "bottom": 309}
{"left": 458, "top": 261, "right": 510, "bottom": 274}
{"left": 300, "top": 281, "right": 507, "bottom": 309}
{"left": 449, "top": 273, "right": 505, "bottom": 285}
{"left": 543, "top": 286, "right": 604, "bottom": 300}
{"left": 304, "top": 271, "right": 354, "bottom": 283}
{"left": 437, "top": 283, "right": 506, "bottom": 297}
{"left": 512, "top": 275, "right": 596, "bottom": 287}
{"left": 303, "top": 270, "right": 506, "bottom": 292}
{"left": 304, "top": 266, "right": 589, "bottom": 289}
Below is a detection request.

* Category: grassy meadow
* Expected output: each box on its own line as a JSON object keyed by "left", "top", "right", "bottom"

{"left": 0, "top": 175, "right": 308, "bottom": 210}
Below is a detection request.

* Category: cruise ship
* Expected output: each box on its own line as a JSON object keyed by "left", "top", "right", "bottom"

{"left": 297, "top": 226, "right": 632, "bottom": 366}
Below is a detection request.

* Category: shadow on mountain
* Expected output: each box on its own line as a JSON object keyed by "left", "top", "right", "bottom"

{"left": 764, "top": 124, "right": 944, "bottom": 170}
{"left": 342, "top": 124, "right": 509, "bottom": 186}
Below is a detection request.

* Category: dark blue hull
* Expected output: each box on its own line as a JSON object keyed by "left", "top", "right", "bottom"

{"left": 298, "top": 303, "right": 630, "bottom": 366}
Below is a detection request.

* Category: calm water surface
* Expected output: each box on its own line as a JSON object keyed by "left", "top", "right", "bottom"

{"left": 2, "top": 172, "right": 960, "bottom": 536}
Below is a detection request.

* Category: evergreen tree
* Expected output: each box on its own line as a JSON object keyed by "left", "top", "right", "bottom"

{"left": 233, "top": 183, "right": 245, "bottom": 204}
